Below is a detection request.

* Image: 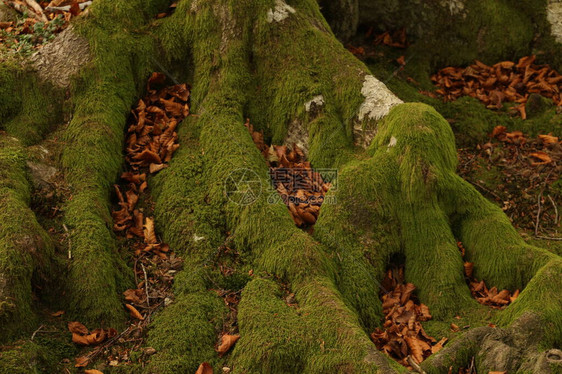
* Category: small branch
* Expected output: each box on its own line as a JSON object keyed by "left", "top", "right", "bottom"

{"left": 141, "top": 263, "right": 150, "bottom": 307}
{"left": 548, "top": 194, "right": 559, "bottom": 226}
{"left": 24, "top": 0, "right": 48, "bottom": 22}
{"left": 534, "top": 235, "right": 562, "bottom": 241}
{"left": 31, "top": 324, "right": 44, "bottom": 340}
{"left": 45, "top": 1, "right": 92, "bottom": 13}
{"left": 407, "top": 356, "right": 426, "bottom": 374}
{"left": 535, "top": 191, "right": 543, "bottom": 237}
{"left": 468, "top": 179, "right": 502, "bottom": 201}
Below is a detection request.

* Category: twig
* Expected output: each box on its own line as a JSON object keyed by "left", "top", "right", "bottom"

{"left": 535, "top": 235, "right": 562, "bottom": 241}
{"left": 548, "top": 195, "right": 559, "bottom": 226}
{"left": 468, "top": 179, "right": 502, "bottom": 201}
{"left": 535, "top": 191, "right": 543, "bottom": 236}
{"left": 141, "top": 263, "right": 150, "bottom": 307}
{"left": 24, "top": 0, "right": 48, "bottom": 22}
{"left": 45, "top": 1, "right": 91, "bottom": 13}
{"left": 31, "top": 324, "right": 44, "bottom": 340}
{"left": 406, "top": 356, "right": 426, "bottom": 374}
{"left": 62, "top": 223, "right": 71, "bottom": 259}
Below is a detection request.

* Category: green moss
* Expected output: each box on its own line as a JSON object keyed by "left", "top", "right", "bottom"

{"left": 0, "top": 136, "right": 54, "bottom": 343}
{"left": 0, "top": 341, "right": 50, "bottom": 374}
{"left": 0, "top": 62, "right": 63, "bottom": 145}
{"left": 0, "top": 61, "right": 21, "bottom": 124}
{"left": 145, "top": 288, "right": 225, "bottom": 373}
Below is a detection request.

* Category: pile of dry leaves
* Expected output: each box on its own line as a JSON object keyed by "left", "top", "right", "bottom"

{"left": 245, "top": 120, "right": 330, "bottom": 228}
{"left": 458, "top": 242, "right": 520, "bottom": 309}
{"left": 430, "top": 56, "right": 562, "bottom": 119}
{"left": 458, "top": 127, "right": 560, "bottom": 234}
{"left": 370, "top": 268, "right": 447, "bottom": 369}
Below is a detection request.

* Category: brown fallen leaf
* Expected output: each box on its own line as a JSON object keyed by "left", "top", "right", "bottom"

{"left": 464, "top": 262, "right": 474, "bottom": 278}
{"left": 195, "top": 362, "right": 213, "bottom": 374}
{"left": 125, "top": 303, "right": 144, "bottom": 320}
{"left": 529, "top": 151, "right": 552, "bottom": 165}
{"left": 149, "top": 163, "right": 168, "bottom": 174}
{"left": 75, "top": 356, "right": 90, "bottom": 368}
{"left": 85, "top": 370, "right": 104, "bottom": 374}
{"left": 450, "top": 323, "right": 460, "bottom": 332}
{"left": 68, "top": 321, "right": 88, "bottom": 335}
{"left": 51, "top": 310, "right": 64, "bottom": 317}
{"left": 431, "top": 337, "right": 447, "bottom": 354}
{"left": 124, "top": 288, "right": 144, "bottom": 304}
{"left": 538, "top": 134, "right": 559, "bottom": 145}
{"left": 510, "top": 289, "right": 520, "bottom": 303}
{"left": 85, "top": 329, "right": 107, "bottom": 345}
{"left": 144, "top": 217, "right": 158, "bottom": 244}
{"left": 217, "top": 334, "right": 240, "bottom": 357}
{"left": 491, "top": 125, "right": 507, "bottom": 138}
{"left": 404, "top": 336, "right": 424, "bottom": 364}
{"left": 72, "top": 332, "right": 90, "bottom": 345}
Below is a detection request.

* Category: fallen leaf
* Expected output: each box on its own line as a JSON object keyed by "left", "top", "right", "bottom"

{"left": 464, "top": 262, "right": 474, "bottom": 278}
{"left": 404, "top": 336, "right": 424, "bottom": 364}
{"left": 450, "top": 323, "right": 460, "bottom": 332}
{"left": 144, "top": 217, "right": 158, "bottom": 244}
{"left": 195, "top": 362, "right": 213, "bottom": 374}
{"left": 75, "top": 356, "right": 89, "bottom": 367}
{"left": 68, "top": 321, "right": 88, "bottom": 335}
{"left": 431, "top": 337, "right": 447, "bottom": 354}
{"left": 124, "top": 288, "right": 144, "bottom": 304}
{"left": 538, "top": 134, "right": 559, "bottom": 145}
{"left": 217, "top": 334, "right": 240, "bottom": 357}
{"left": 529, "top": 151, "right": 552, "bottom": 165}
{"left": 125, "top": 304, "right": 144, "bottom": 320}
{"left": 149, "top": 163, "right": 168, "bottom": 174}
{"left": 85, "top": 370, "right": 104, "bottom": 374}
{"left": 72, "top": 332, "right": 89, "bottom": 345}
{"left": 85, "top": 329, "right": 107, "bottom": 345}
{"left": 51, "top": 310, "right": 64, "bottom": 317}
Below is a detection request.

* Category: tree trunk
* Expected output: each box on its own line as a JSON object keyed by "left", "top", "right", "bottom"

{"left": 1, "top": 0, "right": 561, "bottom": 373}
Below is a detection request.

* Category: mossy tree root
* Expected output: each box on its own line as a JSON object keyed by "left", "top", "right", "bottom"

{"left": 0, "top": 135, "right": 55, "bottom": 343}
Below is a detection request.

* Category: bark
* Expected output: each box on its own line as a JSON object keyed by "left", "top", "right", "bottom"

{"left": 0, "top": 0, "right": 561, "bottom": 373}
